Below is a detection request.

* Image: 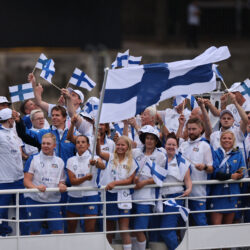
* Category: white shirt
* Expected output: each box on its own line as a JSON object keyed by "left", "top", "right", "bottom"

{"left": 159, "top": 108, "right": 190, "bottom": 134}
{"left": 23, "top": 127, "right": 40, "bottom": 156}
{"left": 25, "top": 152, "right": 65, "bottom": 202}
{"left": 0, "top": 126, "right": 24, "bottom": 183}
{"left": 161, "top": 156, "right": 189, "bottom": 196}
{"left": 132, "top": 148, "right": 166, "bottom": 205}
{"left": 100, "top": 153, "right": 138, "bottom": 193}
{"left": 67, "top": 151, "right": 98, "bottom": 198}
{"left": 179, "top": 137, "right": 213, "bottom": 201}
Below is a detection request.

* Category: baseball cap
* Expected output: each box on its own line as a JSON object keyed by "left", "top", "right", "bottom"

{"left": 0, "top": 96, "right": 11, "bottom": 105}
{"left": 139, "top": 125, "right": 161, "bottom": 147}
{"left": 68, "top": 88, "right": 84, "bottom": 103}
{"left": 220, "top": 109, "right": 234, "bottom": 118}
{"left": 0, "top": 108, "right": 12, "bottom": 121}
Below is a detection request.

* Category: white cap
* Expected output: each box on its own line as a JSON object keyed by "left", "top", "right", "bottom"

{"left": 0, "top": 96, "right": 11, "bottom": 105}
{"left": 0, "top": 108, "right": 12, "bottom": 121}
{"left": 139, "top": 125, "right": 161, "bottom": 147}
{"left": 68, "top": 88, "right": 84, "bottom": 103}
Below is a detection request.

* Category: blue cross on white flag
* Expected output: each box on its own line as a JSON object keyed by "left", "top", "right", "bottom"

{"left": 228, "top": 78, "right": 250, "bottom": 103}
{"left": 69, "top": 68, "right": 96, "bottom": 91}
{"left": 81, "top": 96, "right": 99, "bottom": 120}
{"left": 128, "top": 55, "right": 142, "bottom": 67}
{"left": 40, "top": 59, "right": 55, "bottom": 84}
{"left": 147, "top": 161, "right": 168, "bottom": 187}
{"left": 9, "top": 83, "right": 34, "bottom": 103}
{"left": 173, "top": 95, "right": 198, "bottom": 110}
{"left": 35, "top": 53, "right": 48, "bottom": 70}
{"left": 111, "top": 49, "right": 129, "bottom": 69}
{"left": 163, "top": 198, "right": 190, "bottom": 222}
{"left": 100, "top": 46, "right": 231, "bottom": 123}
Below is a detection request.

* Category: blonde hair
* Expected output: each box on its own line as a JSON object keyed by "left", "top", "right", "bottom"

{"left": 114, "top": 136, "right": 133, "bottom": 173}
{"left": 220, "top": 131, "right": 236, "bottom": 149}
{"left": 42, "top": 133, "right": 56, "bottom": 144}
{"left": 30, "top": 109, "right": 44, "bottom": 121}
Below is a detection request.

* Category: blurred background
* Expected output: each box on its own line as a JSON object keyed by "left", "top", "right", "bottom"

{"left": 0, "top": 0, "right": 249, "bottom": 105}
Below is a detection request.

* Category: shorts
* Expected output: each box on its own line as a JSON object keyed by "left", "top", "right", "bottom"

{"left": 133, "top": 204, "right": 152, "bottom": 230}
{"left": 26, "top": 197, "right": 63, "bottom": 233}
{"left": 67, "top": 195, "right": 99, "bottom": 215}
{"left": 105, "top": 192, "right": 131, "bottom": 221}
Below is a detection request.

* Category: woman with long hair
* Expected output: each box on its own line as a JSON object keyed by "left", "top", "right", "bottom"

{"left": 97, "top": 135, "right": 138, "bottom": 250}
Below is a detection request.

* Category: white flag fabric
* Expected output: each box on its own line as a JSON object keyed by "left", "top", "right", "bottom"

{"left": 100, "top": 46, "right": 231, "bottom": 123}
{"left": 146, "top": 162, "right": 168, "bottom": 187}
{"left": 163, "top": 198, "right": 190, "bottom": 222}
{"left": 40, "top": 59, "right": 55, "bottom": 84}
{"left": 228, "top": 79, "right": 250, "bottom": 104}
{"left": 212, "top": 64, "right": 224, "bottom": 82}
{"left": 9, "top": 83, "right": 34, "bottom": 103}
{"left": 69, "top": 68, "right": 96, "bottom": 91}
{"left": 35, "top": 53, "right": 48, "bottom": 70}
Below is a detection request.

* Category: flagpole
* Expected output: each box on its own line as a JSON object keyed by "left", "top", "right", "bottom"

{"left": 89, "top": 67, "right": 109, "bottom": 173}
{"left": 50, "top": 82, "right": 62, "bottom": 91}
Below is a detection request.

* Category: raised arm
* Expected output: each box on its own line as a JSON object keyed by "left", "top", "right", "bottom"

{"left": 66, "top": 114, "right": 78, "bottom": 144}
{"left": 96, "top": 136, "right": 110, "bottom": 162}
{"left": 197, "top": 98, "right": 212, "bottom": 140}
{"left": 28, "top": 73, "right": 49, "bottom": 113}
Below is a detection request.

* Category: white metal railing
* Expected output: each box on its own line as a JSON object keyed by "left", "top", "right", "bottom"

{"left": 0, "top": 178, "right": 250, "bottom": 249}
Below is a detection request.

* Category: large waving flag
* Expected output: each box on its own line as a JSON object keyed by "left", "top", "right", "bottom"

{"left": 9, "top": 83, "right": 34, "bottom": 103}
{"left": 228, "top": 79, "right": 250, "bottom": 103}
{"left": 163, "top": 198, "right": 190, "bottom": 222}
{"left": 69, "top": 68, "right": 96, "bottom": 91}
{"left": 35, "top": 53, "right": 48, "bottom": 70}
{"left": 40, "top": 59, "right": 55, "bottom": 84}
{"left": 100, "top": 46, "right": 230, "bottom": 123}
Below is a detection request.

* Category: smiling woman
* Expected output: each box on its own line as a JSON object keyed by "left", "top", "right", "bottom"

{"left": 210, "top": 131, "right": 245, "bottom": 225}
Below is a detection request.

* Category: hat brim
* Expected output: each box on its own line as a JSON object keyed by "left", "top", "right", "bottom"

{"left": 139, "top": 132, "right": 162, "bottom": 148}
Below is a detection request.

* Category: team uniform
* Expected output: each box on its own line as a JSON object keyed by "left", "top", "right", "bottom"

{"left": 210, "top": 147, "right": 245, "bottom": 211}
{"left": 179, "top": 137, "right": 213, "bottom": 225}
{"left": 66, "top": 150, "right": 99, "bottom": 216}
{"left": 132, "top": 148, "right": 166, "bottom": 230}
{"left": 160, "top": 153, "right": 190, "bottom": 250}
{"left": 0, "top": 124, "right": 28, "bottom": 235}
{"left": 24, "top": 151, "right": 65, "bottom": 233}
{"left": 100, "top": 153, "right": 138, "bottom": 219}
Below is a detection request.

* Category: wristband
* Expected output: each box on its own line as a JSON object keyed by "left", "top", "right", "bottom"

{"left": 204, "top": 164, "right": 208, "bottom": 171}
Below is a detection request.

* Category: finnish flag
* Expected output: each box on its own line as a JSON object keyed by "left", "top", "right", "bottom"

{"left": 40, "top": 59, "right": 55, "bottom": 83}
{"left": 163, "top": 198, "right": 190, "bottom": 222}
{"left": 69, "top": 68, "right": 96, "bottom": 91}
{"left": 147, "top": 162, "right": 168, "bottom": 187}
{"left": 212, "top": 64, "right": 224, "bottom": 82}
{"left": 128, "top": 55, "right": 142, "bottom": 67}
{"left": 35, "top": 53, "right": 48, "bottom": 70}
{"left": 228, "top": 79, "right": 250, "bottom": 103}
{"left": 100, "top": 46, "right": 231, "bottom": 123}
{"left": 174, "top": 95, "right": 198, "bottom": 110}
{"left": 9, "top": 83, "right": 34, "bottom": 103}
{"left": 111, "top": 49, "right": 129, "bottom": 69}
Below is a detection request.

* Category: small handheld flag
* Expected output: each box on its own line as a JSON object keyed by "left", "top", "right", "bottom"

{"left": 128, "top": 55, "right": 142, "bottom": 67}
{"left": 9, "top": 83, "right": 34, "bottom": 103}
{"left": 35, "top": 53, "right": 48, "bottom": 70}
{"left": 69, "top": 68, "right": 96, "bottom": 91}
{"left": 163, "top": 198, "right": 190, "bottom": 222}
{"left": 40, "top": 59, "right": 55, "bottom": 84}
{"left": 111, "top": 49, "right": 129, "bottom": 69}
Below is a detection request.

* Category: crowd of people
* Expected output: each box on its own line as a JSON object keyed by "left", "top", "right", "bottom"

{"left": 0, "top": 72, "right": 249, "bottom": 250}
